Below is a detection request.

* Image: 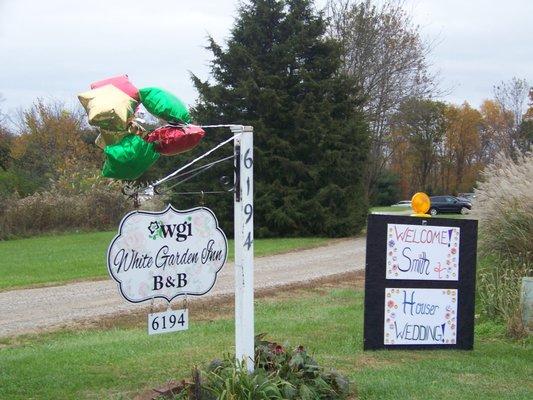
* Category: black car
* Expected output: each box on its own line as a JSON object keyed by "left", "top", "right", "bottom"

{"left": 429, "top": 195, "right": 472, "bottom": 216}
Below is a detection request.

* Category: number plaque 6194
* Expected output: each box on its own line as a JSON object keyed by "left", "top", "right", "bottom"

{"left": 148, "top": 309, "right": 188, "bottom": 335}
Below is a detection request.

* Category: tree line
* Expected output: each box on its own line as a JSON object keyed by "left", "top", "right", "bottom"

{"left": 0, "top": 0, "right": 531, "bottom": 238}
{"left": 387, "top": 86, "right": 532, "bottom": 201}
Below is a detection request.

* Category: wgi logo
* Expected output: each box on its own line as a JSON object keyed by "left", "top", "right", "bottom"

{"left": 148, "top": 219, "right": 193, "bottom": 242}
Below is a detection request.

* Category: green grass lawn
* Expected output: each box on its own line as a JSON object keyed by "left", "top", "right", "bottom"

{"left": 0, "top": 232, "right": 329, "bottom": 290}
{"left": 0, "top": 281, "right": 531, "bottom": 399}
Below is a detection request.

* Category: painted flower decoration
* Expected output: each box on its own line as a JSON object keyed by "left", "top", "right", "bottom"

{"left": 388, "top": 240, "right": 395, "bottom": 248}
{"left": 148, "top": 221, "right": 160, "bottom": 235}
{"left": 387, "top": 300, "right": 395, "bottom": 308}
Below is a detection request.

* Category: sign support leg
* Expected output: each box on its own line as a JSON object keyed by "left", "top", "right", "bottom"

{"left": 232, "top": 125, "right": 254, "bottom": 373}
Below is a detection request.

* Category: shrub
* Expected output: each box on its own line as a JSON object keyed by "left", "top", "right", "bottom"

{"left": 473, "top": 151, "right": 533, "bottom": 337}
{"left": 172, "top": 335, "right": 350, "bottom": 399}
{"left": 0, "top": 168, "right": 133, "bottom": 239}
{"left": 370, "top": 170, "right": 401, "bottom": 206}
{"left": 0, "top": 188, "right": 132, "bottom": 240}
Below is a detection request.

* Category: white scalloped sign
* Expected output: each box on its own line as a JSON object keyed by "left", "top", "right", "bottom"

{"left": 107, "top": 205, "right": 228, "bottom": 303}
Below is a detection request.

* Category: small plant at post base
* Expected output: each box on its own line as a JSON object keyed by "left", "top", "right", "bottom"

{"left": 254, "top": 334, "right": 350, "bottom": 399}
{"left": 169, "top": 334, "right": 351, "bottom": 399}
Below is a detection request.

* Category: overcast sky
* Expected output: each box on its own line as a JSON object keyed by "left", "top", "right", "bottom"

{"left": 0, "top": 0, "right": 531, "bottom": 118}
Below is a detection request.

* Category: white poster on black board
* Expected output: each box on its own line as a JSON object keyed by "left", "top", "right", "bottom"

{"left": 386, "top": 224, "right": 460, "bottom": 281}
{"left": 384, "top": 288, "right": 458, "bottom": 345}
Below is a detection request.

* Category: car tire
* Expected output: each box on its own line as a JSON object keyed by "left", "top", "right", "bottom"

{"left": 460, "top": 207, "right": 469, "bottom": 215}
{"left": 429, "top": 208, "right": 437, "bottom": 216}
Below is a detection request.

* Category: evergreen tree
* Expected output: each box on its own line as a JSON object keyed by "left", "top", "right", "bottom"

{"left": 185, "top": 0, "right": 369, "bottom": 237}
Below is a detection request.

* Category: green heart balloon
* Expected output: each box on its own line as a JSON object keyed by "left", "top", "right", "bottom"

{"left": 102, "top": 134, "right": 160, "bottom": 180}
{"left": 139, "top": 87, "right": 191, "bottom": 124}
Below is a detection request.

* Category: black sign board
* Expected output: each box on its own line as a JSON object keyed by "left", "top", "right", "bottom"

{"left": 364, "top": 214, "right": 477, "bottom": 350}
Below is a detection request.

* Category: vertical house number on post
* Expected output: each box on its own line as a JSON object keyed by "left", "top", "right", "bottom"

{"left": 232, "top": 125, "right": 255, "bottom": 373}
{"left": 243, "top": 148, "right": 253, "bottom": 250}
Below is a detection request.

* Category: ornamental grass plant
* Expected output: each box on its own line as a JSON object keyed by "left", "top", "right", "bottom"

{"left": 473, "top": 150, "right": 533, "bottom": 338}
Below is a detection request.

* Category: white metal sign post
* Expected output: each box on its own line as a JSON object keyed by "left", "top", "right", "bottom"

{"left": 107, "top": 124, "right": 255, "bottom": 370}
{"left": 232, "top": 125, "right": 255, "bottom": 373}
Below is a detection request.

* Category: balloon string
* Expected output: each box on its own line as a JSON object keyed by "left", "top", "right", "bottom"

{"left": 152, "top": 132, "right": 241, "bottom": 188}
{"left": 159, "top": 155, "right": 234, "bottom": 193}
{"left": 199, "top": 124, "right": 243, "bottom": 128}
{"left": 164, "top": 123, "right": 240, "bottom": 129}
{"left": 162, "top": 155, "right": 235, "bottom": 184}
{"left": 170, "top": 190, "right": 233, "bottom": 196}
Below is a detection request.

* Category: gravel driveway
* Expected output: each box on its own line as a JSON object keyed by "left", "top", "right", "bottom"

{"left": 0, "top": 237, "right": 365, "bottom": 338}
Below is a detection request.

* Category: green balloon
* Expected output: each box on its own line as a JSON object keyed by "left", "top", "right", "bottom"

{"left": 139, "top": 87, "right": 191, "bottom": 124}
{"left": 102, "top": 134, "right": 160, "bottom": 180}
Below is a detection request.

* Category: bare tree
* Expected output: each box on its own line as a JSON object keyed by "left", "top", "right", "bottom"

{"left": 326, "top": 0, "right": 438, "bottom": 200}
{"left": 0, "top": 94, "right": 12, "bottom": 171}
{"left": 494, "top": 77, "right": 529, "bottom": 127}
{"left": 391, "top": 98, "right": 446, "bottom": 193}
{"left": 0, "top": 93, "right": 5, "bottom": 125}
{"left": 493, "top": 77, "right": 530, "bottom": 155}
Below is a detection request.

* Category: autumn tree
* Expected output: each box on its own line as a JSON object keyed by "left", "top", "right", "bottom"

{"left": 517, "top": 88, "right": 533, "bottom": 152}
{"left": 0, "top": 94, "right": 12, "bottom": 171}
{"left": 10, "top": 100, "right": 101, "bottom": 193}
{"left": 478, "top": 100, "right": 514, "bottom": 162}
{"left": 326, "top": 0, "right": 437, "bottom": 200}
{"left": 391, "top": 98, "right": 446, "bottom": 193}
{"left": 0, "top": 130, "right": 12, "bottom": 172}
{"left": 444, "top": 103, "right": 482, "bottom": 193}
{"left": 387, "top": 129, "right": 411, "bottom": 198}
{"left": 525, "top": 88, "right": 533, "bottom": 120}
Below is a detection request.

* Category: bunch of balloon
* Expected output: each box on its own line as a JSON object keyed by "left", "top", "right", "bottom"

{"left": 78, "top": 75, "right": 206, "bottom": 180}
